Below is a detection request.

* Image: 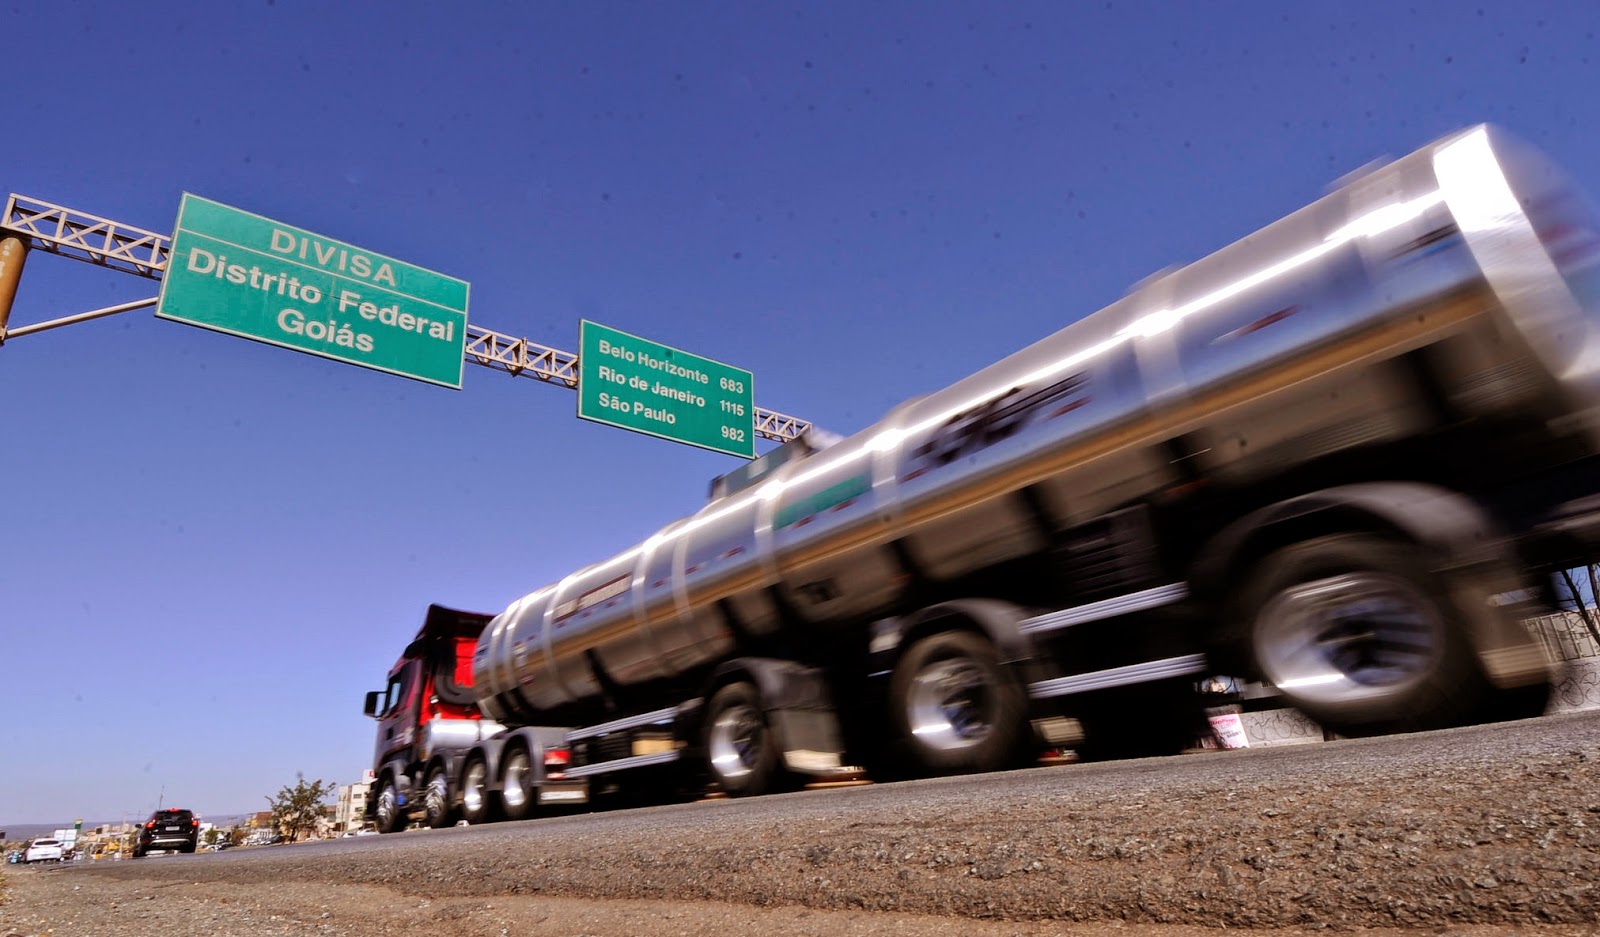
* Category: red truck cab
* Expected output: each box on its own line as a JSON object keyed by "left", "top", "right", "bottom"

{"left": 366, "top": 606, "right": 488, "bottom": 774}
{"left": 363, "top": 605, "right": 585, "bottom": 831}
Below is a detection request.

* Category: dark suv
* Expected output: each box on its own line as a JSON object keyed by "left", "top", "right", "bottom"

{"left": 134, "top": 808, "right": 199, "bottom": 857}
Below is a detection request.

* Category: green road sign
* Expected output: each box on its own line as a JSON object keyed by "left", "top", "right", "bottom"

{"left": 578, "top": 320, "right": 755, "bottom": 459}
{"left": 156, "top": 194, "right": 469, "bottom": 388}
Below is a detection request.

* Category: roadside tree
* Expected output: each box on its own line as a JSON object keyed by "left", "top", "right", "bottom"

{"left": 265, "top": 774, "right": 336, "bottom": 843}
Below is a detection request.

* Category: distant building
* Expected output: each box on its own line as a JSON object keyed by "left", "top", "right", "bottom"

{"left": 333, "top": 782, "right": 370, "bottom": 832}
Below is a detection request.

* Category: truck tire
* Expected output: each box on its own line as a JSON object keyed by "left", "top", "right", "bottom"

{"left": 888, "top": 629, "right": 1029, "bottom": 775}
{"left": 1239, "top": 533, "right": 1491, "bottom": 735}
{"left": 499, "top": 745, "right": 536, "bottom": 821}
{"left": 374, "top": 775, "right": 405, "bottom": 834}
{"left": 423, "top": 765, "right": 455, "bottom": 829}
{"left": 459, "top": 755, "right": 494, "bottom": 825}
{"left": 704, "top": 681, "right": 786, "bottom": 797}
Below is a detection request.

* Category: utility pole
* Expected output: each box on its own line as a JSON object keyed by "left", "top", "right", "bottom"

{"left": 0, "top": 233, "right": 25, "bottom": 341}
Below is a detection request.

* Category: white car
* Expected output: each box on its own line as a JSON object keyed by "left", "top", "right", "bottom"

{"left": 25, "top": 838, "right": 64, "bottom": 863}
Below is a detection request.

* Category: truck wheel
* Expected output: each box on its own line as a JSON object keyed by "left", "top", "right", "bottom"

{"left": 374, "top": 776, "right": 405, "bottom": 834}
{"left": 460, "top": 756, "right": 494, "bottom": 825}
{"left": 705, "top": 681, "right": 785, "bottom": 797}
{"left": 889, "top": 630, "right": 1028, "bottom": 775}
{"left": 499, "top": 746, "right": 536, "bottom": 821}
{"left": 1240, "top": 534, "right": 1490, "bottom": 735}
{"left": 423, "top": 766, "right": 455, "bottom": 829}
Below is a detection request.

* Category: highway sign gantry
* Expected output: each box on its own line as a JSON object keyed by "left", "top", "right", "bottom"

{"left": 578, "top": 320, "right": 756, "bottom": 459}
{"left": 156, "top": 194, "right": 470, "bottom": 388}
{"left": 4, "top": 193, "right": 810, "bottom": 443}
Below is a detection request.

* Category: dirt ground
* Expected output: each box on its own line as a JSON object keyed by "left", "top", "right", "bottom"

{"left": 5, "top": 711, "right": 1599, "bottom": 936}
{"left": 5, "top": 870, "right": 1600, "bottom": 937}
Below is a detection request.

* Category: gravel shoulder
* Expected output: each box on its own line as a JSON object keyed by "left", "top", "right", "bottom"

{"left": 6, "top": 872, "right": 1600, "bottom": 937}
{"left": 5, "top": 711, "right": 1599, "bottom": 936}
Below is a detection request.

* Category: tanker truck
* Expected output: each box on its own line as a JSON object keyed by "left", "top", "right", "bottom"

{"left": 362, "top": 604, "right": 589, "bottom": 832}
{"left": 367, "top": 125, "right": 1600, "bottom": 828}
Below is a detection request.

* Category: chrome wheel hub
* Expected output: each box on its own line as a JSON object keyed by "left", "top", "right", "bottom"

{"left": 907, "top": 657, "right": 992, "bottom": 751}
{"left": 502, "top": 751, "right": 531, "bottom": 811}
{"left": 708, "top": 703, "right": 764, "bottom": 781}
{"left": 1254, "top": 572, "right": 1444, "bottom": 706}
{"left": 462, "top": 761, "right": 487, "bottom": 816}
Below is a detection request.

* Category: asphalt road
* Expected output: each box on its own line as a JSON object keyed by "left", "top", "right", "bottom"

{"left": 7, "top": 709, "right": 1600, "bottom": 935}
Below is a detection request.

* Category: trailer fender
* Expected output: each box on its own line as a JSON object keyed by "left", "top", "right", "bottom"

{"left": 704, "top": 658, "right": 848, "bottom": 776}
{"left": 383, "top": 758, "right": 415, "bottom": 793}
{"left": 424, "top": 755, "right": 450, "bottom": 786}
{"left": 466, "top": 729, "right": 538, "bottom": 795}
{"left": 512, "top": 726, "right": 571, "bottom": 778}
{"left": 893, "top": 598, "right": 1036, "bottom": 663}
{"left": 372, "top": 758, "right": 415, "bottom": 814}
{"left": 1196, "top": 481, "right": 1551, "bottom": 688}
{"left": 470, "top": 727, "right": 571, "bottom": 793}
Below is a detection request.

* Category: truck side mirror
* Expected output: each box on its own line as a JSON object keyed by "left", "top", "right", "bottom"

{"left": 363, "top": 691, "right": 382, "bottom": 717}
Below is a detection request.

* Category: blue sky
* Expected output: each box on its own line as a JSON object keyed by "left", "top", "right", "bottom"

{"left": 4, "top": 2, "right": 1599, "bottom": 825}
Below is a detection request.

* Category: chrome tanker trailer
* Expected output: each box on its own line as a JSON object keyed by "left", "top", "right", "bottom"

{"left": 408, "top": 125, "right": 1600, "bottom": 821}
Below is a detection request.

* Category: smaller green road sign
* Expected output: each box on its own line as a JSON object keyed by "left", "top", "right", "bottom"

{"left": 578, "top": 320, "right": 756, "bottom": 459}
{"left": 156, "top": 194, "right": 469, "bottom": 388}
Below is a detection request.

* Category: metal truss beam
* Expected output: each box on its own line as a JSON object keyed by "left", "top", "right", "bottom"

{"left": 754, "top": 407, "right": 810, "bottom": 441}
{"left": 465, "top": 325, "right": 579, "bottom": 387}
{"left": 1, "top": 194, "right": 812, "bottom": 443}
{"left": 3, "top": 195, "right": 169, "bottom": 278}
{"left": 462, "top": 323, "right": 813, "bottom": 439}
